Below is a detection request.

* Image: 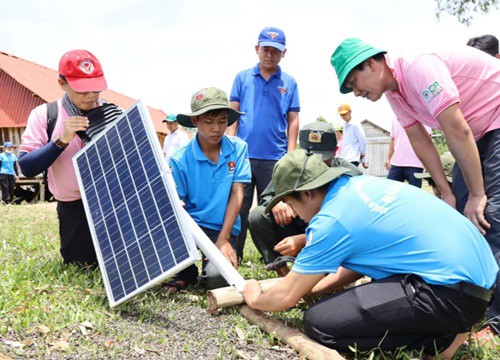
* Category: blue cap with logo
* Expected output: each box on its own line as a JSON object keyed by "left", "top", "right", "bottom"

{"left": 3, "top": 141, "right": 14, "bottom": 148}
{"left": 258, "top": 26, "right": 286, "bottom": 52}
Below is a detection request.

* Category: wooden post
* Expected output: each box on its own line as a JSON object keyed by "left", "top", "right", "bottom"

{"left": 206, "top": 278, "right": 281, "bottom": 313}
{"left": 238, "top": 305, "right": 345, "bottom": 360}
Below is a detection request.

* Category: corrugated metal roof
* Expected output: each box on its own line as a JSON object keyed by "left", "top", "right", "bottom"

{"left": 0, "top": 51, "right": 167, "bottom": 133}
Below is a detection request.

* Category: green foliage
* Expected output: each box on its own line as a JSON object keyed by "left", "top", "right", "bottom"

{"left": 435, "top": 0, "right": 499, "bottom": 25}
{"left": 316, "top": 116, "right": 327, "bottom": 123}
{"left": 431, "top": 129, "right": 449, "bottom": 155}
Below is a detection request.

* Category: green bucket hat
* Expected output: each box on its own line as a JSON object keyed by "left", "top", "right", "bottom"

{"left": 177, "top": 87, "right": 243, "bottom": 128}
{"left": 414, "top": 152, "right": 455, "bottom": 183}
{"left": 331, "top": 38, "right": 386, "bottom": 94}
{"left": 265, "top": 149, "right": 351, "bottom": 213}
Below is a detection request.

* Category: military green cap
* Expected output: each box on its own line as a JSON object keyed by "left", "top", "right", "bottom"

{"left": 265, "top": 149, "right": 351, "bottom": 213}
{"left": 331, "top": 38, "right": 386, "bottom": 94}
{"left": 414, "top": 152, "right": 455, "bottom": 183}
{"left": 177, "top": 87, "right": 243, "bottom": 128}
{"left": 299, "top": 122, "right": 338, "bottom": 161}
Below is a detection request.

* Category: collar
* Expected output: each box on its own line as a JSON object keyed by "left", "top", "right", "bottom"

{"left": 191, "top": 134, "right": 234, "bottom": 163}
{"left": 252, "top": 63, "right": 282, "bottom": 79}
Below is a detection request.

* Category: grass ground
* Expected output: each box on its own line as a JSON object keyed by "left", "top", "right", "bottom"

{"left": 1, "top": 202, "right": 499, "bottom": 359}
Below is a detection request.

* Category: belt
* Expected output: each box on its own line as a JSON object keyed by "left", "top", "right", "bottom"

{"left": 446, "top": 282, "right": 493, "bottom": 302}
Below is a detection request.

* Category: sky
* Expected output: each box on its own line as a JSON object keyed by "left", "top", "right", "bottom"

{"left": 1, "top": 0, "right": 499, "bottom": 130}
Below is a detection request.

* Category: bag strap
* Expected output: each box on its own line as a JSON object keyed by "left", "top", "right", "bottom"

{"left": 46, "top": 101, "right": 59, "bottom": 142}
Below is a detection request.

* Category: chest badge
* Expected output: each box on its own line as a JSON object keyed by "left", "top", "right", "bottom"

{"left": 228, "top": 161, "right": 235, "bottom": 172}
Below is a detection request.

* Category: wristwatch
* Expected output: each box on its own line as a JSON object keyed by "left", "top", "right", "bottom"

{"left": 53, "top": 135, "right": 69, "bottom": 150}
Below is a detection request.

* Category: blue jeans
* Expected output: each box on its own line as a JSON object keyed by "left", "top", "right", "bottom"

{"left": 387, "top": 166, "right": 424, "bottom": 188}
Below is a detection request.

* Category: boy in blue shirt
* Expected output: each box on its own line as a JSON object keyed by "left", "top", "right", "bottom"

{"left": 0, "top": 141, "right": 19, "bottom": 204}
{"left": 243, "top": 150, "right": 498, "bottom": 359}
{"left": 164, "top": 87, "right": 251, "bottom": 293}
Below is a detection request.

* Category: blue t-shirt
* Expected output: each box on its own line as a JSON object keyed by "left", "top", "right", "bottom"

{"left": 170, "top": 135, "right": 251, "bottom": 236}
{"left": 0, "top": 152, "right": 17, "bottom": 175}
{"left": 293, "top": 175, "right": 498, "bottom": 288}
{"left": 230, "top": 64, "right": 300, "bottom": 160}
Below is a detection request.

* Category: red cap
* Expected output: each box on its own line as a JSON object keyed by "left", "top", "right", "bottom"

{"left": 58, "top": 50, "right": 108, "bottom": 92}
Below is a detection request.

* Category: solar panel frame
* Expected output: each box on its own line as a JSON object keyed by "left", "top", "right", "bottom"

{"left": 73, "top": 100, "right": 199, "bottom": 307}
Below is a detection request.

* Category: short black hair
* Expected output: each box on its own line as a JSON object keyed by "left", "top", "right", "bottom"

{"left": 288, "top": 182, "right": 331, "bottom": 200}
{"left": 467, "top": 34, "right": 499, "bottom": 57}
{"left": 353, "top": 52, "right": 386, "bottom": 72}
{"left": 200, "top": 108, "right": 229, "bottom": 119}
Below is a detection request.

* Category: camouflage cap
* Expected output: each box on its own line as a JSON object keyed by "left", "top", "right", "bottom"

{"left": 265, "top": 149, "right": 350, "bottom": 213}
{"left": 414, "top": 152, "right": 455, "bottom": 183}
{"left": 299, "top": 122, "right": 338, "bottom": 161}
{"left": 177, "top": 87, "right": 243, "bottom": 128}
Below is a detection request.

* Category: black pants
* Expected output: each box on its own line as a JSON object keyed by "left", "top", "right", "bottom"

{"left": 248, "top": 205, "right": 307, "bottom": 265}
{"left": 176, "top": 226, "right": 237, "bottom": 290}
{"left": 236, "top": 159, "right": 277, "bottom": 260}
{"left": 304, "top": 275, "right": 490, "bottom": 355}
{"left": 387, "top": 166, "right": 424, "bottom": 188}
{"left": 57, "top": 199, "right": 97, "bottom": 265}
{"left": 452, "top": 128, "right": 500, "bottom": 332}
{"left": 0, "top": 173, "right": 15, "bottom": 204}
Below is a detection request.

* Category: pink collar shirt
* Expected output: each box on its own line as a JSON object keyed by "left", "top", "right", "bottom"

{"left": 385, "top": 47, "right": 500, "bottom": 141}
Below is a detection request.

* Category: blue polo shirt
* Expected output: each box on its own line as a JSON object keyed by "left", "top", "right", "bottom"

{"left": 293, "top": 175, "right": 498, "bottom": 288}
{"left": 230, "top": 64, "right": 300, "bottom": 160}
{"left": 0, "top": 152, "right": 17, "bottom": 175}
{"left": 169, "top": 135, "right": 251, "bottom": 236}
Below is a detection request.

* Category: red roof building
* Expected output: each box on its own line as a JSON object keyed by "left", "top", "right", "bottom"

{"left": 0, "top": 50, "right": 168, "bottom": 146}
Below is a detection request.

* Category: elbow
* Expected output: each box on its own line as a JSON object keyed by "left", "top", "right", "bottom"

{"left": 17, "top": 155, "right": 37, "bottom": 177}
{"left": 280, "top": 295, "right": 300, "bottom": 310}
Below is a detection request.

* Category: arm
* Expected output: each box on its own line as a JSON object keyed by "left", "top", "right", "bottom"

{"left": 405, "top": 123, "right": 455, "bottom": 207}
{"left": 286, "top": 111, "right": 300, "bottom": 153}
{"left": 437, "top": 104, "right": 489, "bottom": 234}
{"left": 215, "top": 182, "right": 244, "bottom": 268}
{"left": 385, "top": 137, "right": 394, "bottom": 170}
{"left": 18, "top": 144, "right": 64, "bottom": 177}
{"left": 226, "top": 101, "right": 240, "bottom": 136}
{"left": 243, "top": 271, "right": 324, "bottom": 311}
{"left": 309, "top": 267, "right": 363, "bottom": 295}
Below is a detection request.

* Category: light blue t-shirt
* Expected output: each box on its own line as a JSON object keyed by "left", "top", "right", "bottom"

{"left": 0, "top": 152, "right": 17, "bottom": 175}
{"left": 230, "top": 64, "right": 300, "bottom": 160}
{"left": 170, "top": 135, "right": 251, "bottom": 236}
{"left": 293, "top": 175, "right": 498, "bottom": 288}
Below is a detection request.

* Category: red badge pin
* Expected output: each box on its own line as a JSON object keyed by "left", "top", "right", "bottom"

{"left": 228, "top": 161, "right": 235, "bottom": 172}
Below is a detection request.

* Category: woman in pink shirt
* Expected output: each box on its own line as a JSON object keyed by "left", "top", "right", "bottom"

{"left": 331, "top": 38, "right": 500, "bottom": 342}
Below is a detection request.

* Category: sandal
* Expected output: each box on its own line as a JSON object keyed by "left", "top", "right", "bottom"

{"left": 161, "top": 275, "right": 197, "bottom": 294}
{"left": 265, "top": 256, "right": 295, "bottom": 277}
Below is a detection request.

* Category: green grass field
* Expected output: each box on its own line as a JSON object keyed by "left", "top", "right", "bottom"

{"left": 1, "top": 203, "right": 499, "bottom": 359}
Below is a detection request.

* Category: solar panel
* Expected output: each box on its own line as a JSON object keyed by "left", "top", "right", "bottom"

{"left": 73, "top": 100, "right": 199, "bottom": 307}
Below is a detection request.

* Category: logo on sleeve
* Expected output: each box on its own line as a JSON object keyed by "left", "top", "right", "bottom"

{"left": 422, "top": 81, "right": 443, "bottom": 102}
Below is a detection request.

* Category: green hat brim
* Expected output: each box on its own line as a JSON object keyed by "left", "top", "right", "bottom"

{"left": 338, "top": 48, "right": 386, "bottom": 94}
{"left": 177, "top": 105, "right": 243, "bottom": 128}
{"left": 265, "top": 167, "right": 351, "bottom": 214}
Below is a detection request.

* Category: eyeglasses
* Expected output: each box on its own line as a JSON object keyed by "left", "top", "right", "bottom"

{"left": 293, "top": 147, "right": 314, "bottom": 191}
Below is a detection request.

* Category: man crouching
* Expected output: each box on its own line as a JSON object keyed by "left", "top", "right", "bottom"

{"left": 242, "top": 149, "right": 498, "bottom": 359}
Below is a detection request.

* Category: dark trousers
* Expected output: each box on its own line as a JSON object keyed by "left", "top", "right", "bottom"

{"left": 176, "top": 226, "right": 237, "bottom": 290}
{"left": 0, "top": 173, "right": 15, "bottom": 204}
{"left": 236, "top": 159, "right": 277, "bottom": 260}
{"left": 248, "top": 205, "right": 307, "bottom": 265}
{"left": 304, "top": 275, "right": 490, "bottom": 355}
{"left": 57, "top": 199, "right": 97, "bottom": 265}
{"left": 452, "top": 128, "right": 500, "bottom": 332}
{"left": 387, "top": 166, "right": 424, "bottom": 188}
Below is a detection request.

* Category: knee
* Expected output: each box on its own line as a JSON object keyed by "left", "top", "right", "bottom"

{"left": 248, "top": 206, "right": 267, "bottom": 231}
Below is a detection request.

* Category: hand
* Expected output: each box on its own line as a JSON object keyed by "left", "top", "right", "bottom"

{"left": 440, "top": 191, "right": 457, "bottom": 209}
{"left": 464, "top": 194, "right": 490, "bottom": 235}
{"left": 384, "top": 159, "right": 391, "bottom": 171}
{"left": 242, "top": 279, "right": 263, "bottom": 307}
{"left": 215, "top": 237, "right": 238, "bottom": 269}
{"left": 274, "top": 235, "right": 306, "bottom": 257}
{"left": 60, "top": 116, "right": 89, "bottom": 143}
{"left": 272, "top": 201, "right": 295, "bottom": 226}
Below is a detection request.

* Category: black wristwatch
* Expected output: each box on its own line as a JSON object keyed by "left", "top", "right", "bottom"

{"left": 53, "top": 135, "right": 69, "bottom": 150}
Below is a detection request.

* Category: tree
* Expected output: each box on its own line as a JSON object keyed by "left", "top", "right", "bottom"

{"left": 316, "top": 116, "right": 327, "bottom": 123}
{"left": 435, "top": 0, "right": 499, "bottom": 26}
